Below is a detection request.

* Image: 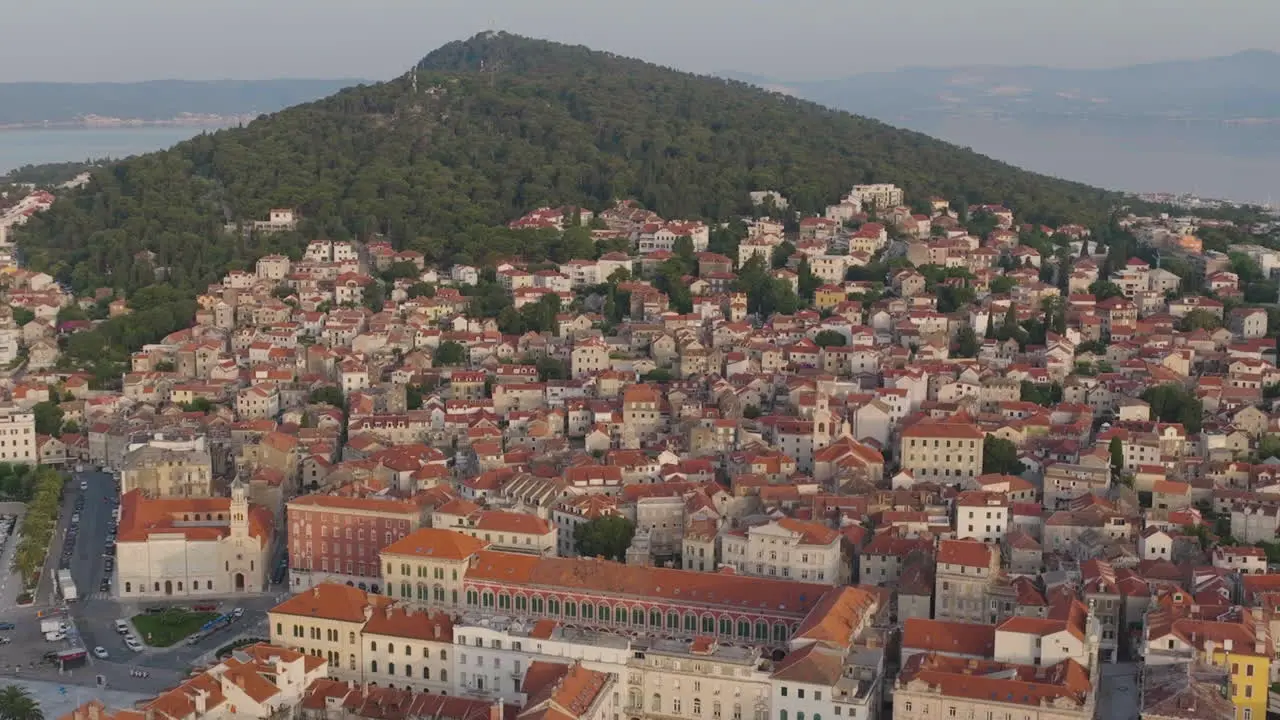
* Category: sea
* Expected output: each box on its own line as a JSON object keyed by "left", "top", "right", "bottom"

{"left": 0, "top": 125, "right": 230, "bottom": 175}
{"left": 2, "top": 119, "right": 1278, "bottom": 206}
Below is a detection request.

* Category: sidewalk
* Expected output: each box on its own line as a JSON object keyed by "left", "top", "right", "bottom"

{"left": 0, "top": 677, "right": 149, "bottom": 713}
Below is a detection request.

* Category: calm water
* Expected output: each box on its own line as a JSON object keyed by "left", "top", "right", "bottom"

{"left": 895, "top": 114, "right": 1280, "bottom": 205}
{"left": 0, "top": 125, "right": 231, "bottom": 175}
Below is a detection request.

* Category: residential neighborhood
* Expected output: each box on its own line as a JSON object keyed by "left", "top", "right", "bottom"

{"left": 15, "top": 185, "right": 1280, "bottom": 720}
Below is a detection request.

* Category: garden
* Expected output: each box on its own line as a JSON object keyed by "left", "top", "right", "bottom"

{"left": 131, "top": 609, "right": 220, "bottom": 647}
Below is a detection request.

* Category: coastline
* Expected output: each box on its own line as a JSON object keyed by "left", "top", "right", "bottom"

{"left": 0, "top": 117, "right": 250, "bottom": 132}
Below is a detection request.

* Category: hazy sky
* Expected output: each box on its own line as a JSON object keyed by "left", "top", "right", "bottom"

{"left": 5, "top": 0, "right": 1280, "bottom": 83}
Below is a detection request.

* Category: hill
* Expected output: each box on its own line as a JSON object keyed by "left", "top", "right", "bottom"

{"left": 0, "top": 79, "right": 364, "bottom": 127}
{"left": 720, "top": 50, "right": 1280, "bottom": 123}
{"left": 18, "top": 33, "right": 1125, "bottom": 312}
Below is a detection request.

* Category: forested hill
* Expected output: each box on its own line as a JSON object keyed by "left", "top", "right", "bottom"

{"left": 20, "top": 31, "right": 1121, "bottom": 300}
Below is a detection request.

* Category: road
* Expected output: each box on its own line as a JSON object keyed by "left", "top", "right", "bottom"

{"left": 0, "top": 466, "right": 284, "bottom": 695}
{"left": 68, "top": 469, "right": 115, "bottom": 601}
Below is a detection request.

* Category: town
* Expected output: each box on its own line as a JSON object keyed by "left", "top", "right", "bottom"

{"left": 0, "top": 180, "right": 1274, "bottom": 720}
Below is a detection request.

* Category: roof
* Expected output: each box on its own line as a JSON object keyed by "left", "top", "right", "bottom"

{"left": 467, "top": 550, "right": 831, "bottom": 618}
{"left": 381, "top": 528, "right": 490, "bottom": 560}
{"left": 898, "top": 653, "right": 1092, "bottom": 709}
{"left": 903, "top": 618, "right": 995, "bottom": 657}
{"left": 937, "top": 538, "right": 994, "bottom": 568}
{"left": 271, "top": 582, "right": 391, "bottom": 623}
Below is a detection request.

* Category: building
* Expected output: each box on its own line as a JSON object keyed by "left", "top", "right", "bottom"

{"left": 430, "top": 508, "right": 558, "bottom": 556}
{"left": 933, "top": 539, "right": 1001, "bottom": 624}
{"left": 893, "top": 654, "right": 1095, "bottom": 720}
{"left": 121, "top": 434, "right": 214, "bottom": 498}
{"left": 379, "top": 528, "right": 489, "bottom": 609}
{"left": 898, "top": 415, "right": 984, "bottom": 484}
{"left": 115, "top": 482, "right": 273, "bottom": 599}
{"left": 270, "top": 583, "right": 392, "bottom": 680}
{"left": 287, "top": 493, "right": 435, "bottom": 591}
{"left": 954, "top": 491, "right": 1009, "bottom": 544}
{"left": 721, "top": 519, "right": 845, "bottom": 585}
{"left": 0, "top": 404, "right": 35, "bottom": 465}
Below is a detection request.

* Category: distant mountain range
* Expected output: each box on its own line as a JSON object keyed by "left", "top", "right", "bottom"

{"left": 0, "top": 79, "right": 365, "bottom": 128}
{"left": 720, "top": 50, "right": 1280, "bottom": 123}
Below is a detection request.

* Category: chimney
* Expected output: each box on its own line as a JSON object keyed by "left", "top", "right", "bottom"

{"left": 195, "top": 690, "right": 208, "bottom": 714}
{"left": 363, "top": 604, "right": 374, "bottom": 621}
{"left": 1224, "top": 639, "right": 1233, "bottom": 652}
{"left": 312, "top": 586, "right": 321, "bottom": 597}
{"left": 491, "top": 698, "right": 504, "bottom": 720}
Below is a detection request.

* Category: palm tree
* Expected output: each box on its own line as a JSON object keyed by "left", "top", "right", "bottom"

{"left": 0, "top": 685, "right": 43, "bottom": 720}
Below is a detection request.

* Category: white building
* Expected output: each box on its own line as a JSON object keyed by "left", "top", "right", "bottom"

{"left": 954, "top": 491, "right": 1009, "bottom": 544}
{"left": 722, "top": 519, "right": 845, "bottom": 585}
{"left": 0, "top": 404, "right": 35, "bottom": 465}
{"left": 115, "top": 481, "right": 273, "bottom": 599}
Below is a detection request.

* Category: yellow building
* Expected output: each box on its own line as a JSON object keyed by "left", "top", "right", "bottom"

{"left": 813, "top": 285, "right": 846, "bottom": 311}
{"left": 1144, "top": 608, "right": 1271, "bottom": 720}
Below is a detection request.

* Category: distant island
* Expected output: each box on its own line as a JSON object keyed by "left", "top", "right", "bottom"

{"left": 0, "top": 78, "right": 365, "bottom": 129}
{"left": 718, "top": 50, "right": 1280, "bottom": 124}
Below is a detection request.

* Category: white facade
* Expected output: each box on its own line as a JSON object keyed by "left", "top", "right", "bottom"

{"left": 0, "top": 405, "right": 35, "bottom": 464}
{"left": 721, "top": 520, "right": 843, "bottom": 585}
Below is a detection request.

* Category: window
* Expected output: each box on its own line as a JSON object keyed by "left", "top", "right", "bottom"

{"left": 780, "top": 713, "right": 788, "bottom": 720}
{"left": 674, "top": 700, "right": 682, "bottom": 714}
{"left": 797, "top": 690, "right": 805, "bottom": 700}
{"left": 371, "top": 660, "right": 379, "bottom": 673}
{"left": 652, "top": 695, "right": 662, "bottom": 712}
{"left": 781, "top": 688, "right": 788, "bottom": 698}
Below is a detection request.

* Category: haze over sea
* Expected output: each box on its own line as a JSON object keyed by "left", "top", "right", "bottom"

{"left": 0, "top": 125, "right": 226, "bottom": 175}
{"left": 2, "top": 119, "right": 1279, "bottom": 206}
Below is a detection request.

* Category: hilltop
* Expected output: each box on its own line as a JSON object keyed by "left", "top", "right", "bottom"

{"left": 19, "top": 32, "right": 1120, "bottom": 297}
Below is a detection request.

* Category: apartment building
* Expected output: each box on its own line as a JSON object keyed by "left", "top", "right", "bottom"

{"left": 721, "top": 518, "right": 845, "bottom": 585}
{"left": 898, "top": 415, "right": 985, "bottom": 484}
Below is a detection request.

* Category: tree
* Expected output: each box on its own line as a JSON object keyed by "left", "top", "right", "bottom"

{"left": 11, "top": 308, "right": 33, "bottom": 327}
{"left": 434, "top": 340, "right": 466, "bottom": 366}
{"left": 573, "top": 515, "right": 636, "bottom": 562}
{"left": 0, "top": 684, "right": 43, "bottom": 720}
{"left": 742, "top": 404, "right": 761, "bottom": 419}
{"left": 1258, "top": 435, "right": 1280, "bottom": 461}
{"left": 989, "top": 276, "right": 1016, "bottom": 295}
{"left": 1089, "top": 280, "right": 1124, "bottom": 301}
{"left": 982, "top": 434, "right": 1024, "bottom": 475}
{"left": 407, "top": 282, "right": 436, "bottom": 299}
{"left": 31, "top": 401, "right": 62, "bottom": 437}
{"left": 1177, "top": 308, "right": 1222, "bottom": 332}
{"left": 1141, "top": 384, "right": 1204, "bottom": 434}
{"left": 954, "top": 326, "right": 980, "bottom": 358}
{"left": 1109, "top": 436, "right": 1125, "bottom": 480}
{"left": 180, "top": 398, "right": 213, "bottom": 414}
{"left": 813, "top": 330, "right": 846, "bottom": 348}
{"left": 308, "top": 386, "right": 344, "bottom": 408}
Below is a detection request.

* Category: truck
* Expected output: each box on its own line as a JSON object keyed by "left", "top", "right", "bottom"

{"left": 57, "top": 569, "right": 77, "bottom": 603}
{"left": 40, "top": 617, "right": 62, "bottom": 634}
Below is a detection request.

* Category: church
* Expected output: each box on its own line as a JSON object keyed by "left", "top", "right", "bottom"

{"left": 115, "top": 480, "right": 274, "bottom": 599}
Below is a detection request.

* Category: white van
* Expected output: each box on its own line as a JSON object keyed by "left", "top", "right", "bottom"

{"left": 114, "top": 619, "right": 130, "bottom": 634}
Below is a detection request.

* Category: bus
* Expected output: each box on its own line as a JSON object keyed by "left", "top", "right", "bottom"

{"left": 55, "top": 649, "right": 87, "bottom": 669}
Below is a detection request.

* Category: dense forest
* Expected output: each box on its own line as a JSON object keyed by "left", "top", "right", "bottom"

{"left": 17, "top": 31, "right": 1129, "bottom": 305}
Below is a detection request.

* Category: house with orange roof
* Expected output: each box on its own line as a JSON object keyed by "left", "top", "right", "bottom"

{"left": 893, "top": 653, "right": 1094, "bottom": 720}
{"left": 116, "top": 482, "right": 272, "bottom": 599}
{"left": 934, "top": 539, "right": 1001, "bottom": 624}
{"left": 431, "top": 508, "right": 558, "bottom": 557}
{"left": 898, "top": 412, "right": 985, "bottom": 484}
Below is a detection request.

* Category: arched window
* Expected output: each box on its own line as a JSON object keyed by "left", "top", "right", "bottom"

{"left": 466, "top": 590, "right": 479, "bottom": 606}
{"left": 388, "top": 644, "right": 395, "bottom": 654}
{"left": 615, "top": 606, "right": 627, "bottom": 623}
{"left": 482, "top": 592, "right": 494, "bottom": 608}
{"left": 388, "top": 662, "right": 396, "bottom": 675}
{"left": 531, "top": 596, "right": 544, "bottom": 614}
{"left": 667, "top": 611, "right": 679, "bottom": 629}
{"left": 515, "top": 595, "right": 528, "bottom": 611}
{"left": 440, "top": 669, "right": 447, "bottom": 682}
{"left": 773, "top": 623, "right": 788, "bottom": 643}
{"left": 652, "top": 695, "right": 662, "bottom": 712}
{"left": 405, "top": 665, "right": 413, "bottom": 677}
{"left": 719, "top": 617, "right": 732, "bottom": 636}
{"left": 370, "top": 641, "right": 378, "bottom": 652}
{"left": 423, "top": 667, "right": 430, "bottom": 680}
{"left": 370, "top": 660, "right": 379, "bottom": 673}
{"left": 498, "top": 593, "right": 511, "bottom": 610}
{"left": 684, "top": 613, "right": 697, "bottom": 632}
{"left": 780, "top": 712, "right": 788, "bottom": 720}
{"left": 650, "top": 609, "right": 662, "bottom": 627}
{"left": 633, "top": 608, "right": 645, "bottom": 626}
{"left": 737, "top": 620, "right": 751, "bottom": 638}
{"left": 755, "top": 621, "right": 768, "bottom": 640}
{"left": 548, "top": 598, "right": 561, "bottom": 615}
{"left": 581, "top": 603, "right": 593, "bottom": 620}
{"left": 702, "top": 615, "right": 715, "bottom": 633}
{"left": 564, "top": 600, "right": 577, "bottom": 618}
{"left": 440, "top": 650, "right": 447, "bottom": 660}
{"left": 125, "top": 582, "right": 131, "bottom": 593}
{"left": 401, "top": 582, "right": 410, "bottom": 598}
{"left": 797, "top": 713, "right": 805, "bottom": 720}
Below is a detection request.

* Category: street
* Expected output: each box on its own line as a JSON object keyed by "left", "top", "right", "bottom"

{"left": 0, "top": 467, "right": 285, "bottom": 695}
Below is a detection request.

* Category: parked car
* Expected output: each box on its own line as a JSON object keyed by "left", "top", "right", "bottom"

{"left": 114, "top": 620, "right": 130, "bottom": 634}
{"left": 92, "top": 646, "right": 108, "bottom": 659}
{"left": 125, "top": 637, "right": 144, "bottom": 652}
{"left": 44, "top": 631, "right": 65, "bottom": 642}
{"left": 0, "top": 622, "right": 16, "bottom": 631}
